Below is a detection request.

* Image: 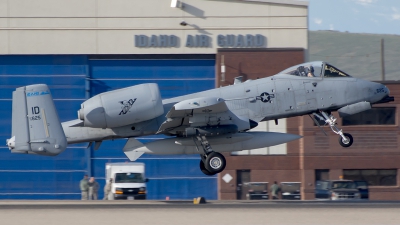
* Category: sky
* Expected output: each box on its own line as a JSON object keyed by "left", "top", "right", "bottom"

{"left": 306, "top": 0, "right": 400, "bottom": 35}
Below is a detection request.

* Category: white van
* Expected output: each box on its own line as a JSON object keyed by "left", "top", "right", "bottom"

{"left": 106, "top": 162, "right": 148, "bottom": 200}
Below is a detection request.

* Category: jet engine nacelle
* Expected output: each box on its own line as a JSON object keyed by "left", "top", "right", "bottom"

{"left": 78, "top": 83, "right": 164, "bottom": 128}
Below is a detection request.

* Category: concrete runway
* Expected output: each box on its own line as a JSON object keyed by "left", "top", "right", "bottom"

{"left": 1, "top": 201, "right": 399, "bottom": 225}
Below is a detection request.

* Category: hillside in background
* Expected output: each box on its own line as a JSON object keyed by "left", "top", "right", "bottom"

{"left": 309, "top": 31, "right": 400, "bottom": 81}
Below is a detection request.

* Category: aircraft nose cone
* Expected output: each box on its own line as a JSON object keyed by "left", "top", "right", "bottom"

{"left": 384, "top": 85, "right": 390, "bottom": 95}
{"left": 377, "top": 84, "right": 390, "bottom": 97}
{"left": 371, "top": 83, "right": 394, "bottom": 104}
{"left": 377, "top": 83, "right": 387, "bottom": 96}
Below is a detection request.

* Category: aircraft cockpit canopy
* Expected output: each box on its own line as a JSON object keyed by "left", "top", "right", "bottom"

{"left": 280, "top": 61, "right": 352, "bottom": 78}
{"left": 323, "top": 63, "right": 352, "bottom": 78}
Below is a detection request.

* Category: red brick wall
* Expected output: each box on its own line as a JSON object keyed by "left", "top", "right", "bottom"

{"left": 216, "top": 48, "right": 305, "bottom": 87}
{"left": 215, "top": 48, "right": 400, "bottom": 200}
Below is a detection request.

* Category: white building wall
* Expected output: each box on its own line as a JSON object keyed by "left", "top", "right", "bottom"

{"left": 0, "top": 0, "right": 308, "bottom": 54}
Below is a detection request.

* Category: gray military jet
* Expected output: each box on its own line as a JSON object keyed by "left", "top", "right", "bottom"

{"left": 6, "top": 61, "right": 394, "bottom": 175}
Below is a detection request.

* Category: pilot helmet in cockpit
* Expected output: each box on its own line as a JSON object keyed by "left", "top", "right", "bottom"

{"left": 309, "top": 65, "right": 314, "bottom": 73}
{"left": 308, "top": 66, "right": 315, "bottom": 77}
{"left": 298, "top": 66, "right": 314, "bottom": 77}
{"left": 297, "top": 66, "right": 307, "bottom": 76}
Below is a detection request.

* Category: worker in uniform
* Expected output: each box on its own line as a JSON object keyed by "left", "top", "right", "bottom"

{"left": 80, "top": 175, "right": 89, "bottom": 200}
{"left": 103, "top": 178, "right": 113, "bottom": 200}
{"left": 88, "top": 177, "right": 100, "bottom": 200}
{"left": 270, "top": 181, "right": 281, "bottom": 200}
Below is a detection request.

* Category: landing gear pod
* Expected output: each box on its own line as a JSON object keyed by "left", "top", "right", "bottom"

{"left": 184, "top": 125, "right": 239, "bottom": 137}
{"left": 338, "top": 102, "right": 371, "bottom": 118}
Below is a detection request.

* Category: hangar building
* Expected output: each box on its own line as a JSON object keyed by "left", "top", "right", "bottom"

{"left": 0, "top": 0, "right": 308, "bottom": 199}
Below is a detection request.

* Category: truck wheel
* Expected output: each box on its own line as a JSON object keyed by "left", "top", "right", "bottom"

{"left": 205, "top": 152, "right": 226, "bottom": 174}
{"left": 199, "top": 160, "right": 216, "bottom": 176}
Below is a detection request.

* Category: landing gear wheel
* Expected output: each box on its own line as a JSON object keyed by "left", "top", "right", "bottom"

{"left": 199, "top": 160, "right": 216, "bottom": 176}
{"left": 312, "top": 111, "right": 355, "bottom": 147}
{"left": 205, "top": 152, "right": 226, "bottom": 174}
{"left": 339, "top": 133, "right": 353, "bottom": 147}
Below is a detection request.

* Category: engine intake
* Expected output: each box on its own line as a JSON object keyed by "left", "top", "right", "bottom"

{"left": 78, "top": 83, "right": 164, "bottom": 128}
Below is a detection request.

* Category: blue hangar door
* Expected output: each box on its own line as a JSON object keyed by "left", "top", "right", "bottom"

{"left": 88, "top": 58, "right": 218, "bottom": 200}
{"left": 0, "top": 55, "right": 88, "bottom": 200}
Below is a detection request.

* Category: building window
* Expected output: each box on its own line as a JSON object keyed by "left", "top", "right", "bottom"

{"left": 342, "top": 107, "right": 396, "bottom": 126}
{"left": 343, "top": 169, "right": 397, "bottom": 186}
{"left": 315, "top": 169, "right": 330, "bottom": 181}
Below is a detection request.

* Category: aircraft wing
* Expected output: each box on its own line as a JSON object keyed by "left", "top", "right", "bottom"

{"left": 168, "top": 97, "right": 228, "bottom": 117}
{"left": 157, "top": 97, "right": 234, "bottom": 134}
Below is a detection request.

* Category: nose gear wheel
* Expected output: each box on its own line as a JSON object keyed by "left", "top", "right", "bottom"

{"left": 312, "top": 111, "right": 353, "bottom": 147}
{"left": 339, "top": 133, "right": 353, "bottom": 147}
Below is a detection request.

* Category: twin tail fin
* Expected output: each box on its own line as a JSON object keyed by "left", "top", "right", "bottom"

{"left": 7, "top": 84, "right": 67, "bottom": 156}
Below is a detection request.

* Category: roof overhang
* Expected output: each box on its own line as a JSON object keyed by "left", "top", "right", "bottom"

{"left": 241, "top": 0, "right": 309, "bottom": 6}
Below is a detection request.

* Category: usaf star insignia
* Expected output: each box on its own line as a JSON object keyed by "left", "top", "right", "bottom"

{"left": 256, "top": 92, "right": 275, "bottom": 103}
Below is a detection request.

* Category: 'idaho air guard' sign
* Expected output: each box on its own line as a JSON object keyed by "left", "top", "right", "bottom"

{"left": 135, "top": 34, "right": 265, "bottom": 48}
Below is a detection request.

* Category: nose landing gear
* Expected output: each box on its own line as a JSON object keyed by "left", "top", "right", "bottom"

{"left": 311, "top": 111, "right": 353, "bottom": 147}
{"left": 194, "top": 134, "right": 226, "bottom": 176}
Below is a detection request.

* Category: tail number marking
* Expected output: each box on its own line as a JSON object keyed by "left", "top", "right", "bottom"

{"left": 30, "top": 106, "right": 41, "bottom": 120}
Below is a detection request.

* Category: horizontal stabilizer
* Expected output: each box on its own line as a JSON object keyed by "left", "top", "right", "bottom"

{"left": 123, "top": 138, "right": 146, "bottom": 161}
{"left": 69, "top": 120, "right": 84, "bottom": 127}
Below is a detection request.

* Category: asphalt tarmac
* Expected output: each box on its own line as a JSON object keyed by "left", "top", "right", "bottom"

{"left": 1, "top": 200, "right": 399, "bottom": 225}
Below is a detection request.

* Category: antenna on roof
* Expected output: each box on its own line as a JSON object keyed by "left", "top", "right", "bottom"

{"left": 170, "top": 0, "right": 182, "bottom": 8}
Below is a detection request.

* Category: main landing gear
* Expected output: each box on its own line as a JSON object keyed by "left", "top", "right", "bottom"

{"left": 194, "top": 134, "right": 226, "bottom": 176}
{"left": 311, "top": 111, "right": 353, "bottom": 147}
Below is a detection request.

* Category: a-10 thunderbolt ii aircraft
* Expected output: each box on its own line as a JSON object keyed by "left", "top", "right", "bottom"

{"left": 6, "top": 61, "right": 394, "bottom": 175}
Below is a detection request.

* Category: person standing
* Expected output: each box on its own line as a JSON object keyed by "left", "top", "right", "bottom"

{"left": 103, "top": 178, "right": 113, "bottom": 200}
{"left": 88, "top": 177, "right": 100, "bottom": 200}
{"left": 80, "top": 175, "right": 89, "bottom": 200}
{"left": 270, "top": 181, "right": 281, "bottom": 200}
